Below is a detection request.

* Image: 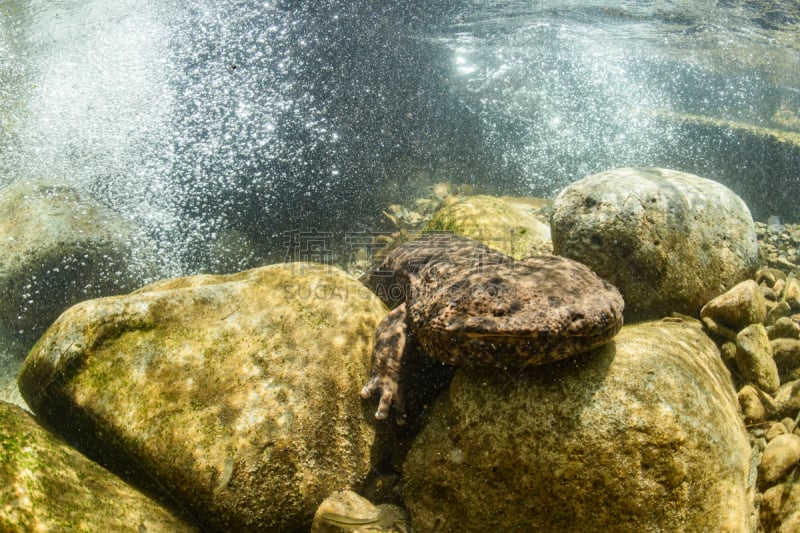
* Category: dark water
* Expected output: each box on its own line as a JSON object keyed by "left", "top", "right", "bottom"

{"left": 0, "top": 0, "right": 799, "bottom": 277}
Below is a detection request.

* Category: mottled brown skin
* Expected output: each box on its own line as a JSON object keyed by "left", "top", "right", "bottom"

{"left": 360, "top": 232, "right": 624, "bottom": 420}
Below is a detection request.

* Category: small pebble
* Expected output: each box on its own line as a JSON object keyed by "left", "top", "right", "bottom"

{"left": 772, "top": 338, "right": 800, "bottom": 383}
{"left": 760, "top": 483, "right": 800, "bottom": 532}
{"left": 774, "top": 380, "right": 800, "bottom": 420}
{"left": 785, "top": 278, "right": 800, "bottom": 311}
{"left": 766, "top": 422, "right": 789, "bottom": 441}
{"left": 775, "top": 279, "right": 787, "bottom": 299}
{"left": 720, "top": 341, "right": 737, "bottom": 366}
{"left": 736, "top": 324, "right": 780, "bottom": 394}
{"left": 312, "top": 490, "right": 409, "bottom": 533}
{"left": 758, "top": 433, "right": 800, "bottom": 489}
{"left": 701, "top": 316, "right": 737, "bottom": 343}
{"left": 762, "top": 286, "right": 778, "bottom": 301}
{"left": 739, "top": 385, "right": 767, "bottom": 425}
{"left": 756, "top": 268, "right": 786, "bottom": 288}
{"left": 766, "top": 301, "right": 792, "bottom": 326}
{"left": 700, "top": 280, "right": 766, "bottom": 330}
{"left": 767, "top": 316, "right": 800, "bottom": 340}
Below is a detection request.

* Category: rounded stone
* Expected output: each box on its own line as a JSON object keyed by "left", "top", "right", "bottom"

{"left": 767, "top": 317, "right": 800, "bottom": 340}
{"left": 424, "top": 194, "right": 552, "bottom": 259}
{"left": 761, "top": 482, "right": 800, "bottom": 532}
{"left": 0, "top": 180, "right": 141, "bottom": 344}
{"left": 767, "top": 301, "right": 793, "bottom": 326}
{"left": 758, "top": 433, "right": 800, "bottom": 489}
{"left": 551, "top": 168, "right": 759, "bottom": 321}
{"left": 766, "top": 422, "right": 789, "bottom": 441}
{"left": 311, "top": 491, "right": 408, "bottom": 533}
{"left": 700, "top": 280, "right": 766, "bottom": 330}
{"left": 774, "top": 379, "right": 800, "bottom": 419}
{"left": 18, "top": 263, "right": 386, "bottom": 532}
{"left": 403, "top": 320, "right": 752, "bottom": 532}
{"left": 756, "top": 268, "right": 787, "bottom": 288}
{"left": 738, "top": 385, "right": 766, "bottom": 425}
{"left": 772, "top": 338, "right": 800, "bottom": 383}
{"left": 736, "top": 323, "right": 780, "bottom": 394}
{"left": 784, "top": 278, "right": 800, "bottom": 311}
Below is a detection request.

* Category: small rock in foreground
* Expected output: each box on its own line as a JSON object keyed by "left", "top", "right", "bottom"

{"left": 311, "top": 491, "right": 409, "bottom": 533}
{"left": 758, "top": 433, "right": 800, "bottom": 489}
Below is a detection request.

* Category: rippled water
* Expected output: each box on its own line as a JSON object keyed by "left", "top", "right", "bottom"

{"left": 1, "top": 0, "right": 798, "bottom": 278}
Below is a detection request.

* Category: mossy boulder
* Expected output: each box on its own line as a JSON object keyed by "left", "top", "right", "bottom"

{"left": 0, "top": 180, "right": 140, "bottom": 345}
{"left": 403, "top": 319, "right": 753, "bottom": 532}
{"left": 424, "top": 195, "right": 551, "bottom": 259}
{"left": 18, "top": 263, "right": 387, "bottom": 532}
{"left": 551, "top": 168, "right": 759, "bottom": 321}
{"left": 0, "top": 401, "right": 196, "bottom": 532}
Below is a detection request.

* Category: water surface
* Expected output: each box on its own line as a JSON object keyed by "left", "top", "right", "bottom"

{"left": 0, "top": 0, "right": 798, "bottom": 276}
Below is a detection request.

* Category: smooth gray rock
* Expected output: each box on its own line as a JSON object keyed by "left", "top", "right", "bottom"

{"left": 551, "top": 168, "right": 758, "bottom": 321}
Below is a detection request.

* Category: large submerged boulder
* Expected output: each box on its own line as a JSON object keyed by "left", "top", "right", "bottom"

{"left": 403, "top": 319, "right": 753, "bottom": 532}
{"left": 0, "top": 180, "right": 140, "bottom": 345}
{"left": 18, "top": 263, "right": 387, "bottom": 532}
{"left": 0, "top": 401, "right": 196, "bottom": 532}
{"left": 551, "top": 168, "right": 759, "bottom": 320}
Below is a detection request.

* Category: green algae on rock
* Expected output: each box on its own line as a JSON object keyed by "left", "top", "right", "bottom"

{"left": 0, "top": 401, "right": 196, "bottom": 532}
{"left": 424, "top": 194, "right": 552, "bottom": 259}
{"left": 18, "top": 262, "right": 387, "bottom": 532}
{"left": 403, "top": 319, "right": 753, "bottom": 532}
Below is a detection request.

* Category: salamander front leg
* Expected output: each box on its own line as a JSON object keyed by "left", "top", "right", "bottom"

{"left": 360, "top": 303, "right": 408, "bottom": 421}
